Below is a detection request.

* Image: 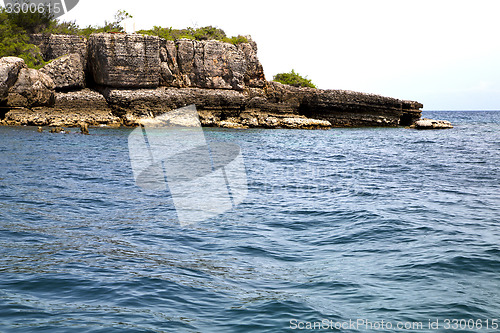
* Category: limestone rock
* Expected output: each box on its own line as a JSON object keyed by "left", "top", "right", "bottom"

{"left": 413, "top": 118, "right": 453, "bottom": 129}
{"left": 30, "top": 34, "right": 88, "bottom": 66}
{"left": 159, "top": 40, "right": 182, "bottom": 87}
{"left": 172, "top": 39, "right": 265, "bottom": 90}
{"left": 40, "top": 53, "right": 85, "bottom": 90}
{"left": 280, "top": 117, "right": 331, "bottom": 129}
{"left": 8, "top": 68, "right": 55, "bottom": 107}
{"left": 3, "top": 89, "right": 120, "bottom": 127}
{"left": 0, "top": 57, "right": 26, "bottom": 102}
{"left": 238, "top": 41, "right": 266, "bottom": 88}
{"left": 88, "top": 33, "right": 160, "bottom": 88}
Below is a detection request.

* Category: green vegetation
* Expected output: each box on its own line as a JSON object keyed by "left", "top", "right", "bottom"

{"left": 0, "top": 6, "right": 132, "bottom": 67}
{"left": 273, "top": 70, "right": 317, "bottom": 89}
{"left": 0, "top": 9, "right": 46, "bottom": 68}
{"left": 0, "top": 0, "right": 248, "bottom": 69}
{"left": 138, "top": 25, "right": 248, "bottom": 45}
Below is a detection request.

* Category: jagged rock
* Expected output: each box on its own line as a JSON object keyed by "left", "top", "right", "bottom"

{"left": 40, "top": 53, "right": 85, "bottom": 90}
{"left": 159, "top": 40, "right": 182, "bottom": 87}
{"left": 238, "top": 41, "right": 266, "bottom": 88}
{"left": 413, "top": 118, "right": 453, "bottom": 129}
{"left": 0, "top": 57, "right": 26, "bottom": 102}
{"left": 29, "top": 34, "right": 88, "bottom": 67}
{"left": 88, "top": 33, "right": 160, "bottom": 88}
{"left": 8, "top": 68, "right": 55, "bottom": 107}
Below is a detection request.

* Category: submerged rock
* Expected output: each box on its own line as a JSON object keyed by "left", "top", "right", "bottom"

{"left": 49, "top": 126, "right": 64, "bottom": 133}
{"left": 79, "top": 122, "right": 89, "bottom": 135}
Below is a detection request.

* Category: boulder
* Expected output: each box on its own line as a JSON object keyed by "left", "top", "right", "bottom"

{"left": 40, "top": 53, "right": 85, "bottom": 90}
{"left": 88, "top": 33, "right": 161, "bottom": 88}
{"left": 0, "top": 57, "right": 26, "bottom": 102}
{"left": 8, "top": 68, "right": 55, "bottom": 107}
{"left": 413, "top": 118, "right": 453, "bottom": 129}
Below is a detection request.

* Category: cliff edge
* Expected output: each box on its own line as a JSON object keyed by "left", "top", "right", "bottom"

{"left": 0, "top": 33, "right": 425, "bottom": 129}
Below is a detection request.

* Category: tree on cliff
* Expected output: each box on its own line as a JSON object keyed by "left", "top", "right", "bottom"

{"left": 0, "top": 8, "right": 46, "bottom": 68}
{"left": 273, "top": 70, "right": 317, "bottom": 89}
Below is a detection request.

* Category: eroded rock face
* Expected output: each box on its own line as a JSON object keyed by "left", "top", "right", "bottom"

{"left": 160, "top": 39, "right": 266, "bottom": 90}
{"left": 88, "top": 33, "right": 161, "bottom": 88}
{"left": 8, "top": 68, "right": 55, "bottom": 107}
{"left": 40, "top": 53, "right": 85, "bottom": 90}
{"left": 3, "top": 89, "right": 120, "bottom": 127}
{"left": 0, "top": 57, "right": 26, "bottom": 102}
{"left": 30, "top": 34, "right": 88, "bottom": 66}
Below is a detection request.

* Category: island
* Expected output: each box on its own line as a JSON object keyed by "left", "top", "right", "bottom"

{"left": 0, "top": 33, "right": 451, "bottom": 130}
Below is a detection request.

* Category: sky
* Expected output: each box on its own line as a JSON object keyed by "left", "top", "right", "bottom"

{"left": 58, "top": 0, "right": 500, "bottom": 110}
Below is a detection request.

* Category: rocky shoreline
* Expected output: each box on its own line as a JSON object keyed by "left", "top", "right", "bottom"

{"left": 0, "top": 33, "right": 448, "bottom": 130}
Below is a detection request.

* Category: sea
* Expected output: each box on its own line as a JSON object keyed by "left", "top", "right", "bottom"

{"left": 0, "top": 111, "right": 498, "bottom": 332}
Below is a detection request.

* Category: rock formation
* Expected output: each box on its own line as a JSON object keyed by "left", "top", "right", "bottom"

{"left": 88, "top": 33, "right": 161, "bottom": 88}
{"left": 7, "top": 67, "right": 55, "bottom": 107}
{"left": 0, "top": 57, "right": 25, "bottom": 103}
{"left": 162, "top": 39, "right": 266, "bottom": 90}
{"left": 40, "top": 53, "right": 85, "bottom": 90}
{"left": 0, "top": 32, "right": 437, "bottom": 129}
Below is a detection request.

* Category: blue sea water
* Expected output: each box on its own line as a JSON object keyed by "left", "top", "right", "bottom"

{"left": 0, "top": 111, "right": 499, "bottom": 332}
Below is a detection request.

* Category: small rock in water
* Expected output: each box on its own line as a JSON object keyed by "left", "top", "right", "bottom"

{"left": 79, "top": 122, "right": 89, "bottom": 135}
{"left": 412, "top": 118, "right": 453, "bottom": 130}
{"left": 49, "top": 127, "right": 64, "bottom": 133}
{"left": 37, "top": 126, "right": 43, "bottom": 133}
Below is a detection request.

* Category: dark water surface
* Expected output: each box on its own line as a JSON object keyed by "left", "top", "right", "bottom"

{"left": 0, "top": 111, "right": 499, "bottom": 332}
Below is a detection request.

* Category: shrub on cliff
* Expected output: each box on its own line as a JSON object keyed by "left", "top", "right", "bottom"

{"left": 138, "top": 25, "right": 248, "bottom": 45}
{"left": 0, "top": 9, "right": 46, "bottom": 68}
{"left": 273, "top": 70, "right": 317, "bottom": 89}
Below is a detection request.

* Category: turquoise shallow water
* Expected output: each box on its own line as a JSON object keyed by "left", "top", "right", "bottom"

{"left": 0, "top": 111, "right": 499, "bottom": 332}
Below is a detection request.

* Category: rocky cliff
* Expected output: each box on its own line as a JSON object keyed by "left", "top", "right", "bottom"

{"left": 1, "top": 33, "right": 425, "bottom": 129}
